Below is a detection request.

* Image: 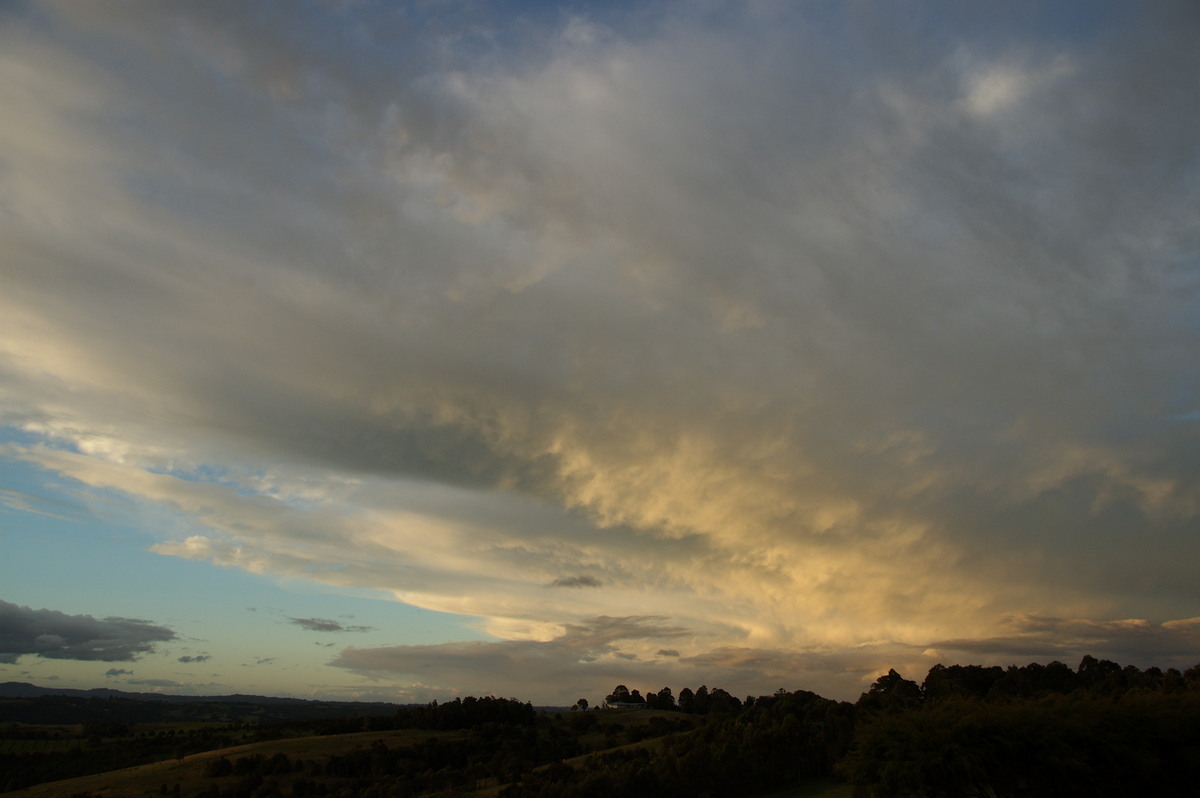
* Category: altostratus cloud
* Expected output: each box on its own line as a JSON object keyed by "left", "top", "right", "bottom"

{"left": 0, "top": 599, "right": 175, "bottom": 663}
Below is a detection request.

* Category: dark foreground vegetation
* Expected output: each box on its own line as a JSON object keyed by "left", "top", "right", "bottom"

{"left": 3, "top": 656, "right": 1200, "bottom": 797}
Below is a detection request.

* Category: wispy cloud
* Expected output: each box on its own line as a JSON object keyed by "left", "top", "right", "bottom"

{"left": 0, "top": 486, "right": 90, "bottom": 522}
{"left": 288, "top": 617, "right": 374, "bottom": 634}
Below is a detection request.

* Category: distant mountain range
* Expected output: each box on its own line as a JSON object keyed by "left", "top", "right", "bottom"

{"left": 0, "top": 681, "right": 412, "bottom": 725}
{"left": 1, "top": 676, "right": 388, "bottom": 705}
{"left": 0, "top": 680, "right": 399, "bottom": 707}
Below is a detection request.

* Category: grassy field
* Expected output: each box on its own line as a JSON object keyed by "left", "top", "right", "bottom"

{"left": 4, "top": 711, "right": 855, "bottom": 798}
{"left": 5, "top": 728, "right": 467, "bottom": 797}
{"left": 0, "top": 737, "right": 80, "bottom": 754}
{"left": 758, "top": 777, "right": 855, "bottom": 798}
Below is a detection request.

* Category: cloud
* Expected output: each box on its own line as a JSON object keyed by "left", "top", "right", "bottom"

{"left": 105, "top": 668, "right": 132, "bottom": 678}
{"left": 929, "top": 615, "right": 1200, "bottom": 670}
{"left": 330, "top": 616, "right": 926, "bottom": 702}
{"left": 177, "top": 654, "right": 211, "bottom": 664}
{"left": 0, "top": 599, "right": 176, "bottom": 663}
{"left": 288, "top": 617, "right": 374, "bottom": 634}
{"left": 1, "top": 1, "right": 1199, "bottom": 699}
{"left": 549, "top": 575, "right": 602, "bottom": 589}
{"left": 333, "top": 616, "right": 691, "bottom": 700}
{"left": 0, "top": 485, "right": 91, "bottom": 522}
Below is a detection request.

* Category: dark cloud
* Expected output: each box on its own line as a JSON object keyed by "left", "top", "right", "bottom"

{"left": 656, "top": 649, "right": 680, "bottom": 658}
{"left": 288, "top": 617, "right": 374, "bottom": 633}
{"left": 177, "top": 654, "right": 211, "bottom": 663}
{"left": 105, "top": 668, "right": 132, "bottom": 677}
{"left": 549, "top": 575, "right": 602, "bottom": 589}
{"left": 0, "top": 600, "right": 175, "bottom": 663}
{"left": 929, "top": 615, "right": 1200, "bottom": 671}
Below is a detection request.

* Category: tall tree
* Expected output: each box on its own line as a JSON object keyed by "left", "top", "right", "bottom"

{"left": 857, "top": 669, "right": 922, "bottom": 713}
{"left": 605, "top": 685, "right": 631, "bottom": 705}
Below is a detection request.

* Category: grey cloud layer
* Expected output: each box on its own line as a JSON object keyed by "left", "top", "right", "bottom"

{"left": 931, "top": 616, "right": 1200, "bottom": 669}
{"left": 0, "top": 600, "right": 176, "bottom": 663}
{"left": 332, "top": 616, "right": 693, "bottom": 701}
{"left": 3, "top": 1, "right": 1199, "bottom": 698}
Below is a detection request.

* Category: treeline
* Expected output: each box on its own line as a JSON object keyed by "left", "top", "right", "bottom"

{"left": 846, "top": 690, "right": 1200, "bottom": 796}
{"left": 599, "top": 655, "right": 1200, "bottom": 717}
{"left": 294, "top": 695, "right": 538, "bottom": 737}
{"left": 503, "top": 657, "right": 1200, "bottom": 797}
{"left": 843, "top": 657, "right": 1200, "bottom": 797}
{"left": 508, "top": 688, "right": 854, "bottom": 797}
{"left": 393, "top": 695, "right": 537, "bottom": 729}
{"left": 601, "top": 683, "right": 744, "bottom": 713}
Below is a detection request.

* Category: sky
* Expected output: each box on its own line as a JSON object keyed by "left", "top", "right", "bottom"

{"left": 2, "top": 0, "right": 1199, "bottom": 707}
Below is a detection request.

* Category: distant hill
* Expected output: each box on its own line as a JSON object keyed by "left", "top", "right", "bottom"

{"left": 0, "top": 682, "right": 569, "bottom": 713}
{"left": 0, "top": 682, "right": 405, "bottom": 725}
{"left": 0, "top": 680, "right": 396, "bottom": 707}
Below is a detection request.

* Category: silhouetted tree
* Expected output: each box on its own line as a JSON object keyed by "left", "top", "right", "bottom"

{"left": 707, "top": 687, "right": 742, "bottom": 713}
{"left": 605, "top": 685, "right": 631, "bottom": 705}
{"left": 922, "top": 663, "right": 1004, "bottom": 703}
{"left": 857, "top": 669, "right": 921, "bottom": 713}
